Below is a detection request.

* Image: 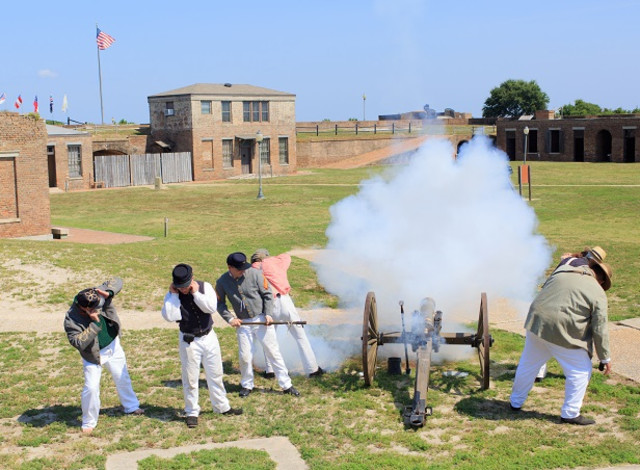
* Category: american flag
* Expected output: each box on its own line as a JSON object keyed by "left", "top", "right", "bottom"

{"left": 96, "top": 27, "right": 116, "bottom": 50}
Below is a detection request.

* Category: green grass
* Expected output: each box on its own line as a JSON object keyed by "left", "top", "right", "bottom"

{"left": 0, "top": 161, "right": 639, "bottom": 468}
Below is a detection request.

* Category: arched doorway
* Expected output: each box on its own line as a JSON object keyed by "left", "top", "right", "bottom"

{"left": 595, "top": 130, "right": 612, "bottom": 162}
{"left": 456, "top": 140, "right": 469, "bottom": 157}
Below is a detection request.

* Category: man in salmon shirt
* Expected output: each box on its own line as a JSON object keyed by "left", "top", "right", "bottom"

{"left": 251, "top": 249, "right": 324, "bottom": 378}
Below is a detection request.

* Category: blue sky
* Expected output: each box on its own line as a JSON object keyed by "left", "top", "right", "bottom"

{"left": 1, "top": 0, "right": 638, "bottom": 124}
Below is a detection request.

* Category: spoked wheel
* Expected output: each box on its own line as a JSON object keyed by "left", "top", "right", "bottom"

{"left": 362, "top": 291, "right": 379, "bottom": 386}
{"left": 476, "top": 292, "right": 491, "bottom": 390}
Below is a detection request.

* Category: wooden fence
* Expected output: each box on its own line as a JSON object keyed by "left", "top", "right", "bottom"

{"left": 94, "top": 152, "right": 192, "bottom": 188}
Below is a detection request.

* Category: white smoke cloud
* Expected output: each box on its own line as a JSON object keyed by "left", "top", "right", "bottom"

{"left": 310, "top": 136, "right": 552, "bottom": 366}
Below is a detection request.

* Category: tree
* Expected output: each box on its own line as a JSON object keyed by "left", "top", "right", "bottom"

{"left": 482, "top": 79, "right": 549, "bottom": 118}
{"left": 560, "top": 99, "right": 602, "bottom": 116}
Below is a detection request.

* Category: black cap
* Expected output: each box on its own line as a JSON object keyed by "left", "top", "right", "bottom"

{"left": 226, "top": 252, "right": 251, "bottom": 270}
{"left": 172, "top": 263, "right": 193, "bottom": 288}
{"left": 76, "top": 288, "right": 105, "bottom": 310}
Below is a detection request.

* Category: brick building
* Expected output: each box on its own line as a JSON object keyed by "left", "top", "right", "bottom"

{"left": 497, "top": 110, "right": 638, "bottom": 163}
{"left": 46, "top": 125, "right": 94, "bottom": 190}
{"left": 0, "top": 112, "right": 51, "bottom": 238}
{"left": 147, "top": 83, "right": 297, "bottom": 181}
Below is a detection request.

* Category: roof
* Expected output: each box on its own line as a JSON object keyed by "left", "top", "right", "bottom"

{"left": 148, "top": 83, "right": 295, "bottom": 99}
{"left": 46, "top": 124, "right": 90, "bottom": 136}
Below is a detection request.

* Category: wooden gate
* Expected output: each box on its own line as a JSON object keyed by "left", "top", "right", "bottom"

{"left": 94, "top": 152, "right": 192, "bottom": 188}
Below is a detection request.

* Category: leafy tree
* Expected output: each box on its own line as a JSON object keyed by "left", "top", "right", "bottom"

{"left": 482, "top": 79, "right": 549, "bottom": 118}
{"left": 560, "top": 99, "right": 602, "bottom": 116}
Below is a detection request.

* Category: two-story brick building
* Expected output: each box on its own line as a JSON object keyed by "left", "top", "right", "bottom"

{"left": 0, "top": 112, "right": 51, "bottom": 238}
{"left": 497, "top": 110, "right": 638, "bottom": 163}
{"left": 147, "top": 83, "right": 297, "bottom": 181}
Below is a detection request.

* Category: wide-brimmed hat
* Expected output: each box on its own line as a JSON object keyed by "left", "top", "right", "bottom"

{"left": 172, "top": 263, "right": 193, "bottom": 288}
{"left": 227, "top": 252, "right": 251, "bottom": 270}
{"left": 76, "top": 288, "right": 105, "bottom": 310}
{"left": 585, "top": 246, "right": 606, "bottom": 263}
{"left": 588, "top": 258, "right": 612, "bottom": 291}
{"left": 251, "top": 248, "right": 270, "bottom": 263}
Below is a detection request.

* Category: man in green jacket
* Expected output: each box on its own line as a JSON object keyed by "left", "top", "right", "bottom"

{"left": 509, "top": 252, "right": 613, "bottom": 425}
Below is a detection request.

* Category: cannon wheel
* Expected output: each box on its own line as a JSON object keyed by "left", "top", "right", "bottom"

{"left": 477, "top": 292, "right": 491, "bottom": 390}
{"left": 362, "top": 291, "right": 379, "bottom": 386}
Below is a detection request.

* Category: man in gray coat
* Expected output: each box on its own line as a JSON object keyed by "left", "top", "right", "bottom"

{"left": 64, "top": 278, "right": 143, "bottom": 434}
{"left": 216, "top": 252, "right": 299, "bottom": 398}
{"left": 510, "top": 251, "right": 613, "bottom": 425}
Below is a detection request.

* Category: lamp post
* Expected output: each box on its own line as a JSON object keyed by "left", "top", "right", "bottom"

{"left": 256, "top": 130, "right": 265, "bottom": 200}
{"left": 523, "top": 126, "right": 529, "bottom": 165}
{"left": 362, "top": 93, "right": 366, "bottom": 121}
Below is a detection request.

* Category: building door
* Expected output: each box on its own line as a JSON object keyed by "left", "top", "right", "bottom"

{"left": 240, "top": 141, "right": 252, "bottom": 174}
{"left": 573, "top": 130, "right": 584, "bottom": 162}
{"left": 505, "top": 131, "right": 516, "bottom": 161}
{"left": 47, "top": 145, "right": 57, "bottom": 187}
{"left": 623, "top": 129, "right": 636, "bottom": 163}
{"left": 595, "top": 130, "right": 612, "bottom": 162}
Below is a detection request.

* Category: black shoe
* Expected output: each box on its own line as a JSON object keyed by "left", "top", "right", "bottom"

{"left": 239, "top": 387, "right": 252, "bottom": 398}
{"left": 309, "top": 367, "right": 325, "bottom": 378}
{"left": 509, "top": 403, "right": 521, "bottom": 411}
{"left": 262, "top": 371, "right": 276, "bottom": 379}
{"left": 186, "top": 416, "right": 198, "bottom": 428}
{"left": 561, "top": 415, "right": 595, "bottom": 425}
{"left": 222, "top": 407, "right": 243, "bottom": 416}
{"left": 283, "top": 386, "right": 300, "bottom": 396}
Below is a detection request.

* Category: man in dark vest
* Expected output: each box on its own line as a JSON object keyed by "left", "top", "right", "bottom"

{"left": 162, "top": 263, "right": 242, "bottom": 428}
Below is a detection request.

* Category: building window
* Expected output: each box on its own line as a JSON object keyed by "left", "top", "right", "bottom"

{"left": 202, "top": 138, "right": 214, "bottom": 169}
{"left": 528, "top": 129, "right": 538, "bottom": 153}
{"left": 68, "top": 145, "right": 82, "bottom": 177}
{"left": 165, "top": 101, "right": 175, "bottom": 116}
{"left": 0, "top": 154, "right": 18, "bottom": 219}
{"left": 201, "top": 101, "right": 211, "bottom": 115}
{"left": 222, "top": 139, "right": 233, "bottom": 168}
{"left": 260, "top": 138, "right": 270, "bottom": 164}
{"left": 222, "top": 101, "right": 231, "bottom": 122}
{"left": 279, "top": 137, "right": 289, "bottom": 164}
{"left": 242, "top": 101, "right": 270, "bottom": 122}
{"left": 547, "top": 129, "right": 563, "bottom": 153}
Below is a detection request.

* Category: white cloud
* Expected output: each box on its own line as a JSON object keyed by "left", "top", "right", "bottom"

{"left": 37, "top": 69, "right": 58, "bottom": 78}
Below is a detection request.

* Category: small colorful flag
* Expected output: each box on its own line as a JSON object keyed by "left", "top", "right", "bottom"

{"left": 0, "top": 92, "right": 6, "bottom": 105}
{"left": 33, "top": 96, "right": 38, "bottom": 113}
{"left": 49, "top": 95, "right": 53, "bottom": 113}
{"left": 96, "top": 27, "right": 116, "bottom": 50}
{"left": 14, "top": 95, "right": 22, "bottom": 109}
{"left": 61, "top": 94, "right": 68, "bottom": 112}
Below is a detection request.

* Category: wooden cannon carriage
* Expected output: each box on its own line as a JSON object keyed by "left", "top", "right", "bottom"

{"left": 361, "top": 292, "right": 494, "bottom": 427}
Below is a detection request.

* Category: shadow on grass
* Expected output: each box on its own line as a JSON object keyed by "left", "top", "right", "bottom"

{"left": 454, "top": 397, "right": 559, "bottom": 424}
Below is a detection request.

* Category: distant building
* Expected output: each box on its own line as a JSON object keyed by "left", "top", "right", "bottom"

{"left": 496, "top": 110, "right": 638, "bottom": 162}
{"left": 147, "top": 83, "right": 297, "bottom": 181}
{"left": 46, "top": 125, "right": 94, "bottom": 190}
{"left": 0, "top": 112, "right": 50, "bottom": 238}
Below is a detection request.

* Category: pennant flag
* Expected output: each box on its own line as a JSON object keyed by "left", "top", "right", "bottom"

{"left": 96, "top": 27, "right": 116, "bottom": 50}
{"left": 14, "top": 95, "right": 22, "bottom": 109}
{"left": 49, "top": 95, "right": 53, "bottom": 113}
{"left": 0, "top": 92, "right": 6, "bottom": 105}
{"left": 33, "top": 96, "right": 39, "bottom": 113}
{"left": 61, "top": 94, "right": 68, "bottom": 112}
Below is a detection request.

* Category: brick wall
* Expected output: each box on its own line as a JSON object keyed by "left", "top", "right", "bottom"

{"left": 0, "top": 112, "right": 51, "bottom": 238}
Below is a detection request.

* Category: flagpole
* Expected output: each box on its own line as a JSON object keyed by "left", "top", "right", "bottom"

{"left": 96, "top": 24, "right": 105, "bottom": 125}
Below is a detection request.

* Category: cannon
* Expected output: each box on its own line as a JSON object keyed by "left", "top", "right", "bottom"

{"left": 361, "top": 292, "right": 493, "bottom": 427}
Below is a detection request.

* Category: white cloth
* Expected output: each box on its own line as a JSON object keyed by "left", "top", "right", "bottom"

{"left": 264, "top": 294, "right": 319, "bottom": 375}
{"left": 161, "top": 282, "right": 218, "bottom": 322}
{"left": 237, "top": 314, "right": 292, "bottom": 390}
{"left": 178, "top": 330, "right": 230, "bottom": 416}
{"left": 510, "top": 331, "right": 593, "bottom": 419}
{"left": 81, "top": 336, "right": 140, "bottom": 429}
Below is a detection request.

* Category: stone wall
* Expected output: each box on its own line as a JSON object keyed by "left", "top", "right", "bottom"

{"left": 0, "top": 112, "right": 51, "bottom": 238}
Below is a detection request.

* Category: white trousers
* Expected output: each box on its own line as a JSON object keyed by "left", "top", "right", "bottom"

{"left": 510, "top": 331, "right": 593, "bottom": 419}
{"left": 178, "top": 330, "right": 230, "bottom": 417}
{"left": 237, "top": 314, "right": 292, "bottom": 390}
{"left": 81, "top": 336, "right": 140, "bottom": 430}
{"left": 264, "top": 294, "right": 319, "bottom": 375}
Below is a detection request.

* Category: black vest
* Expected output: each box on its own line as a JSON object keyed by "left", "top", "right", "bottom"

{"left": 177, "top": 281, "right": 213, "bottom": 334}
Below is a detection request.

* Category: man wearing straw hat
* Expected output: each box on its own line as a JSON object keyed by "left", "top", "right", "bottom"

{"left": 510, "top": 246, "right": 613, "bottom": 425}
